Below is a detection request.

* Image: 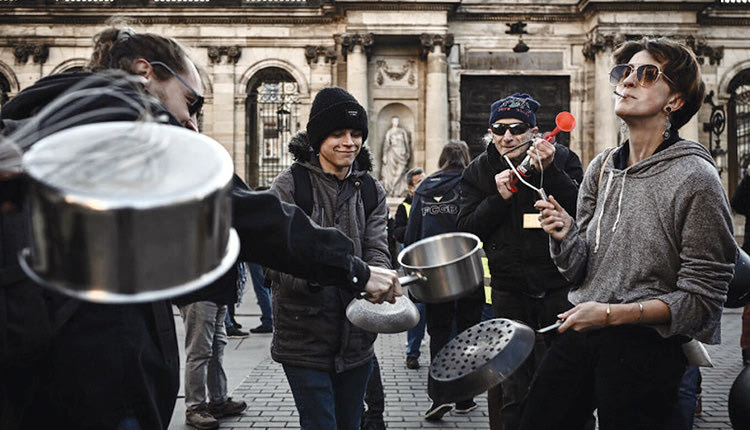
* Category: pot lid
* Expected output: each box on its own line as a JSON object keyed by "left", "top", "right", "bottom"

{"left": 23, "top": 122, "right": 233, "bottom": 210}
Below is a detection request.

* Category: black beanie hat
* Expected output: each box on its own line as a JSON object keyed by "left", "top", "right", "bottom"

{"left": 306, "top": 87, "right": 368, "bottom": 151}
{"left": 489, "top": 93, "right": 540, "bottom": 127}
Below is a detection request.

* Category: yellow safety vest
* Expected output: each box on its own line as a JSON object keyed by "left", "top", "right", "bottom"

{"left": 479, "top": 242, "right": 492, "bottom": 305}
{"left": 402, "top": 202, "right": 411, "bottom": 218}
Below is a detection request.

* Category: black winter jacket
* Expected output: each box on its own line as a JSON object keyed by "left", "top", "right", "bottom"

{"left": 0, "top": 72, "right": 373, "bottom": 429}
{"left": 266, "top": 132, "right": 390, "bottom": 373}
{"left": 404, "top": 168, "right": 463, "bottom": 246}
{"left": 732, "top": 174, "right": 750, "bottom": 253}
{"left": 458, "top": 142, "right": 583, "bottom": 297}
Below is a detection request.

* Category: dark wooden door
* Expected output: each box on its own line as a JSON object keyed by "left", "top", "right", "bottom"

{"left": 460, "top": 75, "right": 570, "bottom": 159}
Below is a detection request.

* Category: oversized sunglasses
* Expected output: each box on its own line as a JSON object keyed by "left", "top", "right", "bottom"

{"left": 150, "top": 61, "right": 204, "bottom": 117}
{"left": 609, "top": 64, "right": 674, "bottom": 88}
{"left": 490, "top": 122, "right": 531, "bottom": 136}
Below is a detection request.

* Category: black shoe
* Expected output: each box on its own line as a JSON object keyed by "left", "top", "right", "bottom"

{"left": 226, "top": 326, "right": 249, "bottom": 338}
{"left": 249, "top": 324, "right": 273, "bottom": 334}
{"left": 361, "top": 418, "right": 386, "bottom": 430}
{"left": 406, "top": 356, "right": 420, "bottom": 369}
{"left": 424, "top": 402, "right": 452, "bottom": 421}
{"left": 454, "top": 400, "right": 477, "bottom": 414}
{"left": 231, "top": 320, "right": 242, "bottom": 329}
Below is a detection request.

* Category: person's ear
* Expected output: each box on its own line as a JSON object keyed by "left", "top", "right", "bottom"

{"left": 131, "top": 58, "right": 153, "bottom": 81}
{"left": 666, "top": 94, "right": 685, "bottom": 113}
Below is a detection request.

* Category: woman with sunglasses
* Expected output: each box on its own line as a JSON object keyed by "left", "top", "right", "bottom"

{"left": 525, "top": 38, "right": 735, "bottom": 430}
{"left": 457, "top": 93, "right": 582, "bottom": 430}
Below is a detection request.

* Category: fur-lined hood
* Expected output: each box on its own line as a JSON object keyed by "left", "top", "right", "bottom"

{"left": 288, "top": 130, "right": 373, "bottom": 173}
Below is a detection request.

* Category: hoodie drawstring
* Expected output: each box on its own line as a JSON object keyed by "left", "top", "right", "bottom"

{"left": 594, "top": 170, "right": 614, "bottom": 253}
{"left": 612, "top": 171, "right": 628, "bottom": 233}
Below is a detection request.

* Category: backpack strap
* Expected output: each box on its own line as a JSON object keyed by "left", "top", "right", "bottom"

{"left": 290, "top": 163, "right": 314, "bottom": 216}
{"left": 291, "top": 163, "right": 379, "bottom": 220}
{"left": 358, "top": 173, "right": 378, "bottom": 219}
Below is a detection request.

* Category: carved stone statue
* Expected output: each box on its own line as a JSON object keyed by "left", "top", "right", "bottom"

{"left": 380, "top": 116, "right": 411, "bottom": 197}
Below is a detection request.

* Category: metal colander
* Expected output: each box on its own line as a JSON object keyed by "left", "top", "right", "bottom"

{"left": 428, "top": 318, "right": 535, "bottom": 403}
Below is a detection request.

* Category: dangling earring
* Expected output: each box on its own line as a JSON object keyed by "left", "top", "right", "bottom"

{"left": 663, "top": 107, "right": 672, "bottom": 140}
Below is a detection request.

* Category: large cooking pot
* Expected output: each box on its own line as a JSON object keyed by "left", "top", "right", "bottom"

{"left": 345, "top": 295, "right": 420, "bottom": 333}
{"left": 18, "top": 122, "right": 238, "bottom": 303}
{"left": 397, "top": 232, "right": 484, "bottom": 303}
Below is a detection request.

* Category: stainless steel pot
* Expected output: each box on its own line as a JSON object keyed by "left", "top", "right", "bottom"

{"left": 428, "top": 318, "right": 535, "bottom": 403}
{"left": 19, "top": 122, "right": 238, "bottom": 303}
{"left": 345, "top": 295, "right": 420, "bottom": 333}
{"left": 397, "top": 232, "right": 484, "bottom": 303}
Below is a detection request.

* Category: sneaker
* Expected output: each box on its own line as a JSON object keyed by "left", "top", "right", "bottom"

{"left": 186, "top": 406, "right": 219, "bottom": 430}
{"left": 249, "top": 324, "right": 273, "bottom": 334}
{"left": 226, "top": 326, "right": 249, "bottom": 338}
{"left": 424, "top": 402, "right": 452, "bottom": 421}
{"left": 454, "top": 400, "right": 477, "bottom": 414}
{"left": 231, "top": 319, "right": 242, "bottom": 329}
{"left": 406, "top": 356, "right": 420, "bottom": 370}
{"left": 208, "top": 397, "right": 247, "bottom": 418}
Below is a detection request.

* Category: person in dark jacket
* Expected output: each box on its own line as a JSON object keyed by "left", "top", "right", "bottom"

{"left": 404, "top": 140, "right": 485, "bottom": 421}
{"left": 457, "top": 93, "right": 582, "bottom": 430}
{"left": 265, "top": 87, "right": 392, "bottom": 430}
{"left": 0, "top": 27, "right": 399, "bottom": 430}
{"left": 731, "top": 163, "right": 750, "bottom": 366}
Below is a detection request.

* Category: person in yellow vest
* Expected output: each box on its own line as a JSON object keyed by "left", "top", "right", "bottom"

{"left": 391, "top": 167, "right": 426, "bottom": 370}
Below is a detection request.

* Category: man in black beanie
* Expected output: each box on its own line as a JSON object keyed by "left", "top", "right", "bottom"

{"left": 265, "top": 87, "right": 391, "bottom": 430}
{"left": 457, "top": 93, "right": 583, "bottom": 430}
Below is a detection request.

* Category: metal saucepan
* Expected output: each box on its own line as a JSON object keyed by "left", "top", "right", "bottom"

{"left": 18, "top": 122, "right": 238, "bottom": 303}
{"left": 345, "top": 295, "right": 420, "bottom": 333}
{"left": 428, "top": 318, "right": 561, "bottom": 403}
{"left": 726, "top": 247, "right": 750, "bottom": 308}
{"left": 397, "top": 232, "right": 484, "bottom": 303}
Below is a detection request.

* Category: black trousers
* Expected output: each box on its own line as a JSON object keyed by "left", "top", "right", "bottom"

{"left": 519, "top": 325, "right": 687, "bottom": 430}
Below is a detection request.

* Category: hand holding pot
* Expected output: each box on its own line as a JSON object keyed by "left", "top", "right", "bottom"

{"left": 364, "top": 266, "right": 402, "bottom": 304}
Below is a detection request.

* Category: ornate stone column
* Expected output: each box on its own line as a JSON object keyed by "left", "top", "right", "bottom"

{"left": 583, "top": 31, "right": 622, "bottom": 158}
{"left": 207, "top": 46, "right": 243, "bottom": 173}
{"left": 341, "top": 33, "right": 373, "bottom": 107}
{"left": 305, "top": 45, "right": 336, "bottom": 94}
{"left": 421, "top": 33, "right": 453, "bottom": 173}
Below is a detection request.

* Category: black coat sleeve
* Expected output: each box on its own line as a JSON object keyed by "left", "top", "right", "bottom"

{"left": 392, "top": 202, "right": 409, "bottom": 243}
{"left": 230, "top": 176, "right": 369, "bottom": 292}
{"left": 457, "top": 160, "right": 512, "bottom": 241}
{"left": 732, "top": 175, "right": 750, "bottom": 216}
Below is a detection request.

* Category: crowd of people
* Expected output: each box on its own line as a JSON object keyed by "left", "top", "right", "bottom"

{"left": 0, "top": 21, "right": 741, "bottom": 430}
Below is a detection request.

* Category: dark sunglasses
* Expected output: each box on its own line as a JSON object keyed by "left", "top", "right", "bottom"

{"left": 490, "top": 122, "right": 531, "bottom": 136}
{"left": 609, "top": 64, "right": 674, "bottom": 88}
{"left": 150, "top": 61, "right": 204, "bottom": 117}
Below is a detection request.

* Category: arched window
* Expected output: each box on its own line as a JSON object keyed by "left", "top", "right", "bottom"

{"left": 728, "top": 69, "right": 750, "bottom": 195}
{"left": 245, "top": 67, "right": 300, "bottom": 189}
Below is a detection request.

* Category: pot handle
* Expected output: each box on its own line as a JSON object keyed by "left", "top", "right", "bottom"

{"left": 355, "top": 272, "right": 426, "bottom": 300}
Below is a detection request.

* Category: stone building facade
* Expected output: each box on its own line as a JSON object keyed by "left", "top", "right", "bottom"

{"left": 1, "top": 0, "right": 749, "bottom": 197}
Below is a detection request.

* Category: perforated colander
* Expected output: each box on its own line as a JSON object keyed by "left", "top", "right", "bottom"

{"left": 428, "top": 318, "right": 535, "bottom": 403}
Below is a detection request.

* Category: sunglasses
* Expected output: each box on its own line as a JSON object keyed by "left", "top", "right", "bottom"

{"left": 150, "top": 61, "right": 204, "bottom": 117}
{"left": 609, "top": 64, "right": 674, "bottom": 88}
{"left": 490, "top": 122, "right": 531, "bottom": 136}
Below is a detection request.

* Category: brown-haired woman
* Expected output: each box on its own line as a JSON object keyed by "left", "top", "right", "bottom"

{"left": 524, "top": 38, "right": 736, "bottom": 429}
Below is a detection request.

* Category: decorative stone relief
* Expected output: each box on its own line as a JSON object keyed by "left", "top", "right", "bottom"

{"left": 207, "top": 46, "right": 242, "bottom": 64}
{"left": 341, "top": 33, "right": 374, "bottom": 60}
{"left": 420, "top": 33, "right": 454, "bottom": 57}
{"left": 304, "top": 45, "right": 336, "bottom": 65}
{"left": 13, "top": 44, "right": 48, "bottom": 64}
{"left": 685, "top": 35, "right": 724, "bottom": 65}
{"left": 375, "top": 59, "right": 416, "bottom": 88}
{"left": 582, "top": 31, "right": 624, "bottom": 61}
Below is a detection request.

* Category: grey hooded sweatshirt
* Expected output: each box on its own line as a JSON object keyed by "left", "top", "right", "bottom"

{"left": 552, "top": 140, "right": 735, "bottom": 344}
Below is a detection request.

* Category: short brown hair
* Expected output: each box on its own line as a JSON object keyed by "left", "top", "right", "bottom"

{"left": 88, "top": 23, "right": 191, "bottom": 82}
{"left": 613, "top": 37, "right": 705, "bottom": 130}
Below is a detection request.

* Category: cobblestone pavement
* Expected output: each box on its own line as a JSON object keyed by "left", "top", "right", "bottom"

{"left": 220, "top": 309, "right": 744, "bottom": 429}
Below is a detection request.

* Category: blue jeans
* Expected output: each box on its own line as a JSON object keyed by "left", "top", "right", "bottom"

{"left": 248, "top": 263, "right": 273, "bottom": 328}
{"left": 669, "top": 366, "right": 701, "bottom": 430}
{"left": 283, "top": 361, "right": 373, "bottom": 430}
{"left": 405, "top": 301, "right": 426, "bottom": 358}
